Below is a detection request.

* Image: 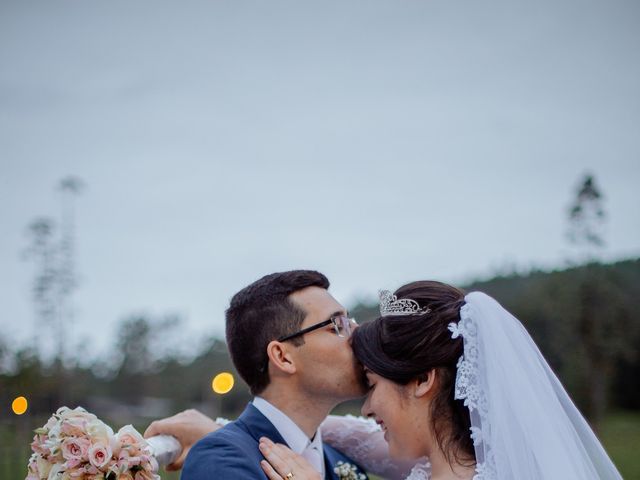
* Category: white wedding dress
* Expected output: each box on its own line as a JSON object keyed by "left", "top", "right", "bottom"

{"left": 320, "top": 292, "right": 622, "bottom": 480}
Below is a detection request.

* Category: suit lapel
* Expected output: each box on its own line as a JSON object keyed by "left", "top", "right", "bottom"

{"left": 238, "top": 403, "right": 362, "bottom": 480}
{"left": 323, "top": 445, "right": 338, "bottom": 480}
{"left": 236, "top": 402, "right": 288, "bottom": 446}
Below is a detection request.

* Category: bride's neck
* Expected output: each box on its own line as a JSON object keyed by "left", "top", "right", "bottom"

{"left": 427, "top": 444, "right": 476, "bottom": 480}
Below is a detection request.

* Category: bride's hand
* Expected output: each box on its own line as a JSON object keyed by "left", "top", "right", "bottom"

{"left": 259, "top": 437, "right": 322, "bottom": 480}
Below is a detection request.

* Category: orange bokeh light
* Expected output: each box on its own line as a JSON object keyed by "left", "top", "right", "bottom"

{"left": 12, "top": 396, "right": 28, "bottom": 415}
{"left": 212, "top": 372, "right": 234, "bottom": 394}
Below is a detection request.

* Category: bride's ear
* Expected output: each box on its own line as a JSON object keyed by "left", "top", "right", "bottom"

{"left": 414, "top": 369, "right": 437, "bottom": 398}
{"left": 266, "top": 340, "right": 297, "bottom": 375}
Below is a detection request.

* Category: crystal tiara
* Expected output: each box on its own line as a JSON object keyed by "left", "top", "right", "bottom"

{"left": 379, "top": 290, "right": 431, "bottom": 317}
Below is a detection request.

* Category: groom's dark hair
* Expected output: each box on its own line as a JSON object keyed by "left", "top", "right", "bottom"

{"left": 225, "top": 270, "right": 330, "bottom": 395}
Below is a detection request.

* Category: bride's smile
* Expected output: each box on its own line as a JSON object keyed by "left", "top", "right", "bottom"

{"left": 361, "top": 369, "right": 433, "bottom": 461}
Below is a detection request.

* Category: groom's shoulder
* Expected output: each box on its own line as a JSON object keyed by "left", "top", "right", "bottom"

{"left": 187, "top": 418, "right": 257, "bottom": 457}
{"left": 182, "top": 419, "right": 263, "bottom": 480}
{"left": 203, "top": 418, "right": 252, "bottom": 443}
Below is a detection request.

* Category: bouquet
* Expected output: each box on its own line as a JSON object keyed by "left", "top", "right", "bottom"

{"left": 26, "top": 406, "right": 177, "bottom": 480}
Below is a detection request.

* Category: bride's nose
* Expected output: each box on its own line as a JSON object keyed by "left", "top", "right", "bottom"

{"left": 361, "top": 394, "right": 373, "bottom": 418}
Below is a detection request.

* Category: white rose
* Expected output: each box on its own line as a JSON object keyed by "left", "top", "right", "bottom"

{"left": 47, "top": 463, "right": 64, "bottom": 480}
{"left": 86, "top": 419, "right": 114, "bottom": 445}
{"left": 36, "top": 455, "right": 52, "bottom": 479}
{"left": 116, "top": 425, "right": 145, "bottom": 447}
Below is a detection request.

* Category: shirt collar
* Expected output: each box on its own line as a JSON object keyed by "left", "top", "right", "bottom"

{"left": 252, "top": 396, "right": 323, "bottom": 454}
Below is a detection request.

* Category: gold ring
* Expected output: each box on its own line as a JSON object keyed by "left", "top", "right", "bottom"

{"left": 285, "top": 473, "right": 294, "bottom": 479}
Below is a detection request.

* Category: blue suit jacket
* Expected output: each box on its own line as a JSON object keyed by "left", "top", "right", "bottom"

{"left": 182, "top": 403, "right": 368, "bottom": 480}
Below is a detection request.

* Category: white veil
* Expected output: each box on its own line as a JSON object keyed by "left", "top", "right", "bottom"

{"left": 449, "top": 292, "right": 622, "bottom": 480}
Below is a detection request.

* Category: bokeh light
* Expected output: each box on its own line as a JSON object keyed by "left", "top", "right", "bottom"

{"left": 12, "top": 396, "right": 28, "bottom": 415}
{"left": 212, "top": 372, "right": 234, "bottom": 394}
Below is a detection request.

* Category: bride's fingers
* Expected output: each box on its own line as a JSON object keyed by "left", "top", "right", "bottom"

{"left": 259, "top": 438, "right": 293, "bottom": 477}
{"left": 260, "top": 460, "right": 285, "bottom": 480}
{"left": 259, "top": 438, "right": 321, "bottom": 479}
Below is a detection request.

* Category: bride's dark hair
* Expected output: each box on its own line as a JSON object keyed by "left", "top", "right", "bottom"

{"left": 351, "top": 280, "right": 474, "bottom": 466}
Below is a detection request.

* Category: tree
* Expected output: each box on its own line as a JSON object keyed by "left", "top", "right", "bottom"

{"left": 23, "top": 218, "right": 58, "bottom": 352}
{"left": 567, "top": 174, "right": 606, "bottom": 257}
{"left": 565, "top": 174, "right": 634, "bottom": 428}
{"left": 22, "top": 177, "right": 84, "bottom": 366}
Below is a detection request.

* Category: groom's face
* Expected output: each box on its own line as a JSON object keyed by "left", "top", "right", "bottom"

{"left": 288, "top": 286, "right": 367, "bottom": 400}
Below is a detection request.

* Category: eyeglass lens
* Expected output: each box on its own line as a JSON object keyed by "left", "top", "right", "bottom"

{"left": 332, "top": 315, "right": 356, "bottom": 337}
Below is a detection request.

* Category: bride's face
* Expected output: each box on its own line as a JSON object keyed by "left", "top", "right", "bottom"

{"left": 361, "top": 370, "right": 429, "bottom": 460}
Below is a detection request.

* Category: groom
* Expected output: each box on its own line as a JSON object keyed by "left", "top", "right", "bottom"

{"left": 146, "top": 270, "right": 368, "bottom": 479}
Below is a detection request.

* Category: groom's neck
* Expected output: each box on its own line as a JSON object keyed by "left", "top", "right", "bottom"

{"left": 260, "top": 388, "right": 334, "bottom": 438}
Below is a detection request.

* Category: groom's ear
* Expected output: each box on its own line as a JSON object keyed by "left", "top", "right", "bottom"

{"left": 266, "top": 340, "right": 297, "bottom": 375}
{"left": 414, "top": 369, "right": 437, "bottom": 398}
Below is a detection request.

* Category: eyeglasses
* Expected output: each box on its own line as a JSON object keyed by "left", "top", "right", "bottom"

{"left": 277, "top": 314, "right": 358, "bottom": 342}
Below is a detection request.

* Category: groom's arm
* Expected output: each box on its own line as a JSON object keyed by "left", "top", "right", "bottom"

{"left": 144, "top": 409, "right": 220, "bottom": 471}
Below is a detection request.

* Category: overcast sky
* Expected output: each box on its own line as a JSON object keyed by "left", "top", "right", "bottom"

{"left": 1, "top": 0, "right": 639, "bottom": 360}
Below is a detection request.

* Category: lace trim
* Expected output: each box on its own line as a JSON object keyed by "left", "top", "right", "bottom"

{"left": 404, "top": 462, "right": 431, "bottom": 480}
{"left": 449, "top": 304, "right": 497, "bottom": 480}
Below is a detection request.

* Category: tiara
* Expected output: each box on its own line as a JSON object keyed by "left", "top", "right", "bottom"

{"left": 379, "top": 290, "right": 431, "bottom": 317}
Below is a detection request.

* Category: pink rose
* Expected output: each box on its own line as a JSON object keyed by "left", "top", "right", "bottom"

{"left": 88, "top": 443, "right": 113, "bottom": 470}
{"left": 62, "top": 437, "right": 90, "bottom": 462}
{"left": 30, "top": 434, "right": 50, "bottom": 457}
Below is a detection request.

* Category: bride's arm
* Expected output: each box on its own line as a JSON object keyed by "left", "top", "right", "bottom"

{"left": 320, "top": 415, "right": 417, "bottom": 480}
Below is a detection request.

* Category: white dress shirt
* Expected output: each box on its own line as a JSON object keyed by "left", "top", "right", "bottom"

{"left": 253, "top": 396, "right": 325, "bottom": 476}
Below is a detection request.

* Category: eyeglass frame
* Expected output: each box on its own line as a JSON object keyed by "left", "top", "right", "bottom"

{"left": 277, "top": 314, "right": 357, "bottom": 342}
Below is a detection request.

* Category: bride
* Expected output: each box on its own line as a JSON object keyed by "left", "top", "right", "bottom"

{"left": 148, "top": 281, "right": 623, "bottom": 480}
{"left": 259, "top": 281, "right": 622, "bottom": 479}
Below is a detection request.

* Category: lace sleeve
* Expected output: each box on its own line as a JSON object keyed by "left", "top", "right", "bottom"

{"left": 320, "top": 415, "right": 419, "bottom": 480}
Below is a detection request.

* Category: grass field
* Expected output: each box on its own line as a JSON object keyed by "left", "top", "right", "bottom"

{"left": 2, "top": 411, "right": 638, "bottom": 479}
{"left": 599, "top": 410, "right": 640, "bottom": 479}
